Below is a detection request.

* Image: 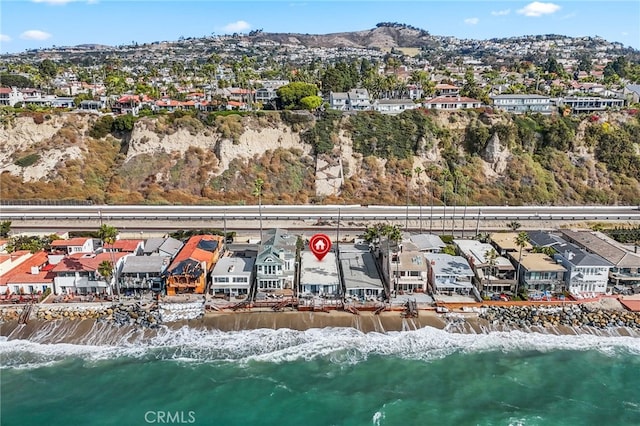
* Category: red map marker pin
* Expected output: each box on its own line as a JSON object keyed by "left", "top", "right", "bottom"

{"left": 309, "top": 233, "right": 331, "bottom": 261}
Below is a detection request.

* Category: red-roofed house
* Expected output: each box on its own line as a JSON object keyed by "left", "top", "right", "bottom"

{"left": 165, "top": 235, "right": 224, "bottom": 295}
{"left": 0, "top": 251, "right": 54, "bottom": 296}
{"left": 0, "top": 250, "right": 32, "bottom": 276}
{"left": 50, "top": 237, "right": 95, "bottom": 255}
{"left": 103, "top": 239, "right": 144, "bottom": 255}
{"left": 52, "top": 252, "right": 127, "bottom": 295}
{"left": 424, "top": 96, "right": 482, "bottom": 110}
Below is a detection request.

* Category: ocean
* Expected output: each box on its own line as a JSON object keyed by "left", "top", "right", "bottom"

{"left": 2, "top": 325, "right": 640, "bottom": 426}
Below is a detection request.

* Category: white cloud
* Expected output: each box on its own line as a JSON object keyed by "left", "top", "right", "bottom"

{"left": 517, "top": 2, "right": 561, "bottom": 17}
{"left": 222, "top": 20, "right": 251, "bottom": 33}
{"left": 0, "top": 34, "right": 11, "bottom": 42}
{"left": 20, "top": 30, "right": 52, "bottom": 41}
{"left": 491, "top": 9, "right": 510, "bottom": 16}
{"left": 464, "top": 17, "right": 479, "bottom": 25}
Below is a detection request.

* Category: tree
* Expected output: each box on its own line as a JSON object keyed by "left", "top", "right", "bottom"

{"left": 253, "top": 178, "right": 265, "bottom": 242}
{"left": 98, "top": 224, "right": 119, "bottom": 295}
{"left": 507, "top": 221, "right": 521, "bottom": 231}
{"left": 276, "top": 82, "right": 319, "bottom": 109}
{"left": 0, "top": 221, "right": 11, "bottom": 238}
{"left": 38, "top": 59, "right": 57, "bottom": 79}
{"left": 98, "top": 260, "right": 114, "bottom": 291}
{"left": 485, "top": 248, "right": 498, "bottom": 296}
{"left": 401, "top": 169, "right": 412, "bottom": 228}
{"left": 514, "top": 231, "right": 530, "bottom": 298}
{"left": 299, "top": 95, "right": 323, "bottom": 112}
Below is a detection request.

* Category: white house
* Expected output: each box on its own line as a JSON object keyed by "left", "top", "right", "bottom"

{"left": 210, "top": 256, "right": 255, "bottom": 298}
{"left": 50, "top": 237, "right": 95, "bottom": 255}
{"left": 373, "top": 99, "right": 417, "bottom": 115}
{"left": 423, "top": 96, "right": 482, "bottom": 110}
{"left": 425, "top": 253, "right": 475, "bottom": 296}
{"left": 299, "top": 250, "right": 340, "bottom": 296}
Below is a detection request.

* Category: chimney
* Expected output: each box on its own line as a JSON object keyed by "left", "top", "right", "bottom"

{"left": 31, "top": 266, "right": 40, "bottom": 275}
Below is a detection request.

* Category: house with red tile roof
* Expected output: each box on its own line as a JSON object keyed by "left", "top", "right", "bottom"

{"left": 51, "top": 252, "right": 127, "bottom": 295}
{"left": 0, "top": 251, "right": 54, "bottom": 296}
{"left": 165, "top": 235, "right": 224, "bottom": 295}
{"left": 102, "top": 239, "right": 144, "bottom": 255}
{"left": 50, "top": 237, "right": 95, "bottom": 255}
{"left": 423, "top": 96, "right": 482, "bottom": 110}
{"left": 0, "top": 250, "right": 32, "bottom": 276}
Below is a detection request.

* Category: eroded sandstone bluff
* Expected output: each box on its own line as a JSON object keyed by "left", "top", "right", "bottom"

{"left": 1, "top": 109, "right": 639, "bottom": 206}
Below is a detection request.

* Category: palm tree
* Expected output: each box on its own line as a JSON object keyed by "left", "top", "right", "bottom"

{"left": 507, "top": 221, "right": 522, "bottom": 231}
{"left": 414, "top": 166, "right": 424, "bottom": 232}
{"left": 253, "top": 177, "right": 265, "bottom": 243}
{"left": 98, "top": 224, "right": 118, "bottom": 295}
{"left": 401, "top": 169, "right": 412, "bottom": 229}
{"left": 97, "top": 260, "right": 114, "bottom": 293}
{"left": 484, "top": 248, "right": 498, "bottom": 297}
{"left": 514, "top": 231, "right": 530, "bottom": 299}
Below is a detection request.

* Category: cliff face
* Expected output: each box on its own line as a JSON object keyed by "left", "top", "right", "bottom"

{"left": 1, "top": 110, "right": 638, "bottom": 206}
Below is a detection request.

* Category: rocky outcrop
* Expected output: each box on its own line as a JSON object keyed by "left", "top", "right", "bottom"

{"left": 482, "top": 132, "right": 510, "bottom": 174}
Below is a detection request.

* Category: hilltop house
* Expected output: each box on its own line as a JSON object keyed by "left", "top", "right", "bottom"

{"left": 423, "top": 96, "right": 482, "bottom": 110}
{"left": 164, "top": 235, "right": 224, "bottom": 295}
{"left": 490, "top": 94, "right": 552, "bottom": 114}
{"left": 373, "top": 99, "right": 417, "bottom": 115}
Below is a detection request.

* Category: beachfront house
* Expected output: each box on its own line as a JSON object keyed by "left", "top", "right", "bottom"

{"left": 390, "top": 250, "right": 429, "bottom": 294}
{"left": 118, "top": 255, "right": 170, "bottom": 295}
{"left": 50, "top": 237, "right": 95, "bottom": 255}
{"left": 142, "top": 237, "right": 183, "bottom": 257}
{"left": 516, "top": 251, "right": 566, "bottom": 296}
{"left": 528, "top": 231, "right": 612, "bottom": 296}
{"left": 560, "top": 229, "right": 640, "bottom": 288}
{"left": 210, "top": 255, "right": 255, "bottom": 299}
{"left": 0, "top": 251, "right": 54, "bottom": 297}
{"left": 453, "top": 239, "right": 515, "bottom": 295}
{"left": 102, "top": 239, "right": 144, "bottom": 255}
{"left": 299, "top": 250, "right": 340, "bottom": 297}
{"left": 339, "top": 244, "right": 385, "bottom": 300}
{"left": 164, "top": 235, "right": 224, "bottom": 295}
{"left": 424, "top": 253, "right": 475, "bottom": 297}
{"left": 408, "top": 234, "right": 446, "bottom": 253}
{"left": 51, "top": 252, "right": 127, "bottom": 295}
{"left": 254, "top": 229, "right": 297, "bottom": 295}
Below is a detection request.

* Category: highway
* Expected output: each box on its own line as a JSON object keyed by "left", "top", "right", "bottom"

{"left": 1, "top": 204, "right": 638, "bottom": 223}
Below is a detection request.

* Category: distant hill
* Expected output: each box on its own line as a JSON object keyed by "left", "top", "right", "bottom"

{"left": 249, "top": 24, "right": 439, "bottom": 50}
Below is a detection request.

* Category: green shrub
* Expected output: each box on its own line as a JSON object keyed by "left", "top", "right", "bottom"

{"left": 14, "top": 153, "right": 40, "bottom": 167}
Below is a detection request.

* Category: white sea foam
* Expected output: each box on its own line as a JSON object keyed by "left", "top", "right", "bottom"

{"left": 2, "top": 326, "right": 640, "bottom": 370}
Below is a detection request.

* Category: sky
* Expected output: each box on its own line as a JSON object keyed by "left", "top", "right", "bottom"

{"left": 0, "top": 0, "right": 639, "bottom": 54}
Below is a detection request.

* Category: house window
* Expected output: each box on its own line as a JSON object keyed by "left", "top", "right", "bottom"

{"left": 214, "top": 277, "right": 229, "bottom": 283}
{"left": 233, "top": 277, "right": 248, "bottom": 283}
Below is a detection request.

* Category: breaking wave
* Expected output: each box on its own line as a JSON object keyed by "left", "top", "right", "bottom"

{"left": 2, "top": 325, "right": 640, "bottom": 370}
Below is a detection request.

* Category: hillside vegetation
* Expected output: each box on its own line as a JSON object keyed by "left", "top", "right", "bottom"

{"left": 1, "top": 108, "right": 639, "bottom": 206}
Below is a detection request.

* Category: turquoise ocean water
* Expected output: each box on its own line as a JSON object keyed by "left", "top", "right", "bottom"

{"left": 2, "top": 326, "right": 640, "bottom": 426}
